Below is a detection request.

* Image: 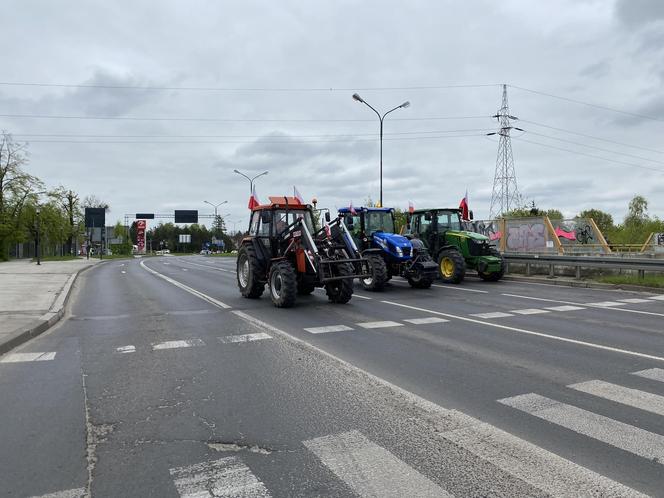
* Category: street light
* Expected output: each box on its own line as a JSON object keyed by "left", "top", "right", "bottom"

{"left": 233, "top": 169, "right": 268, "bottom": 194}
{"left": 35, "top": 206, "right": 41, "bottom": 265}
{"left": 203, "top": 200, "right": 228, "bottom": 218}
{"left": 352, "top": 93, "right": 410, "bottom": 207}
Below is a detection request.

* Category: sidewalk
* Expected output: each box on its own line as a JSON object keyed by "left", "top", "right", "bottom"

{"left": 0, "top": 258, "right": 100, "bottom": 355}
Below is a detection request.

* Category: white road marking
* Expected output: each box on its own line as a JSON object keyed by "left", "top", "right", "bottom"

{"left": 619, "top": 298, "right": 654, "bottom": 304}
{"left": 352, "top": 293, "right": 373, "bottom": 300}
{"left": 510, "top": 308, "right": 550, "bottom": 315}
{"left": 586, "top": 301, "right": 625, "bottom": 307}
{"left": 501, "top": 292, "right": 664, "bottom": 317}
{"left": 403, "top": 317, "right": 449, "bottom": 325}
{"left": 432, "top": 284, "right": 488, "bottom": 293}
{"left": 304, "top": 430, "right": 450, "bottom": 498}
{"left": 470, "top": 312, "right": 514, "bottom": 319}
{"left": 115, "top": 345, "right": 136, "bottom": 354}
{"left": 499, "top": 393, "right": 664, "bottom": 462}
{"left": 382, "top": 300, "right": 664, "bottom": 362}
{"left": 356, "top": 320, "right": 403, "bottom": 329}
{"left": 441, "top": 418, "right": 645, "bottom": 498}
{"left": 169, "top": 456, "right": 270, "bottom": 498}
{"left": 1, "top": 352, "right": 56, "bottom": 363}
{"left": 569, "top": 379, "right": 664, "bottom": 417}
{"left": 140, "top": 260, "right": 231, "bottom": 309}
{"left": 152, "top": 339, "right": 204, "bottom": 350}
{"left": 163, "top": 262, "right": 171, "bottom": 265}
{"left": 304, "top": 325, "right": 354, "bottom": 334}
{"left": 121, "top": 270, "right": 126, "bottom": 274}
{"left": 231, "top": 309, "right": 645, "bottom": 496}
{"left": 649, "top": 295, "right": 664, "bottom": 301}
{"left": 181, "top": 268, "right": 188, "bottom": 271}
{"left": 544, "top": 305, "right": 586, "bottom": 312}
{"left": 31, "top": 488, "right": 86, "bottom": 498}
{"left": 219, "top": 332, "right": 272, "bottom": 343}
{"left": 633, "top": 368, "right": 664, "bottom": 383}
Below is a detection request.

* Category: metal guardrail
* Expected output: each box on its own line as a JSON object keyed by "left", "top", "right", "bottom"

{"left": 504, "top": 253, "right": 664, "bottom": 278}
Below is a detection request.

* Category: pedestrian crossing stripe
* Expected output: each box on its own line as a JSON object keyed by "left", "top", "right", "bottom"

{"left": 0, "top": 352, "right": 56, "bottom": 363}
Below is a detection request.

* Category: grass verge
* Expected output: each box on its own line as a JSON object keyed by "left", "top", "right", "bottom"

{"left": 596, "top": 275, "right": 664, "bottom": 288}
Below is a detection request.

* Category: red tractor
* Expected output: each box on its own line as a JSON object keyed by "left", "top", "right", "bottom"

{"left": 236, "top": 196, "right": 370, "bottom": 308}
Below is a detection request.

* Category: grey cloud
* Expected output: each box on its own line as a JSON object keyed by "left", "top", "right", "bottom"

{"left": 614, "top": 0, "right": 664, "bottom": 27}
{"left": 579, "top": 60, "right": 611, "bottom": 78}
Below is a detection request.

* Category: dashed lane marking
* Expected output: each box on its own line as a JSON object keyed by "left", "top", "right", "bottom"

{"left": 403, "top": 317, "right": 449, "bottom": 325}
{"left": 586, "top": 301, "right": 626, "bottom": 307}
{"left": 510, "top": 308, "right": 550, "bottom": 315}
{"left": 649, "top": 295, "right": 664, "bottom": 301}
{"left": 633, "top": 368, "right": 664, "bottom": 383}
{"left": 152, "top": 339, "right": 204, "bottom": 350}
{"left": 470, "top": 312, "right": 514, "bottom": 319}
{"left": 115, "top": 345, "right": 135, "bottom": 354}
{"left": 431, "top": 283, "right": 488, "bottom": 293}
{"left": 304, "top": 430, "right": 450, "bottom": 498}
{"left": 356, "top": 320, "right": 403, "bottom": 329}
{"left": 544, "top": 305, "right": 586, "bottom": 312}
{"left": 169, "top": 456, "right": 270, "bottom": 498}
{"left": 1, "top": 352, "right": 56, "bottom": 363}
{"left": 121, "top": 270, "right": 126, "bottom": 274}
{"left": 219, "top": 332, "right": 272, "bottom": 343}
{"left": 304, "top": 325, "right": 354, "bottom": 334}
{"left": 619, "top": 298, "right": 654, "bottom": 304}
{"left": 30, "top": 488, "right": 86, "bottom": 498}
{"left": 569, "top": 379, "right": 664, "bottom": 417}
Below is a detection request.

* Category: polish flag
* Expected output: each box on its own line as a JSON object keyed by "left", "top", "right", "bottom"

{"left": 459, "top": 190, "right": 469, "bottom": 220}
{"left": 248, "top": 185, "right": 260, "bottom": 209}
{"left": 408, "top": 200, "right": 415, "bottom": 214}
{"left": 293, "top": 186, "right": 304, "bottom": 204}
{"left": 349, "top": 200, "right": 357, "bottom": 215}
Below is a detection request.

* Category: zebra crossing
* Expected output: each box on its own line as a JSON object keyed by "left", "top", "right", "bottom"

{"left": 304, "top": 317, "right": 448, "bottom": 334}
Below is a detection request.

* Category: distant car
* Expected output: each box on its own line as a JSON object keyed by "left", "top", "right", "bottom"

{"left": 200, "top": 249, "right": 211, "bottom": 255}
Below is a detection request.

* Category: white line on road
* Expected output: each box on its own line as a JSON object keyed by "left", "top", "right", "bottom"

{"left": 569, "top": 379, "right": 664, "bottom": 416}
{"left": 649, "top": 295, "right": 664, "bottom": 301}
{"left": 304, "top": 325, "right": 354, "bottom": 334}
{"left": 152, "top": 339, "right": 204, "bottom": 350}
{"left": 115, "top": 345, "right": 136, "bottom": 354}
{"left": 30, "top": 488, "right": 86, "bottom": 498}
{"left": 586, "top": 301, "right": 626, "bottom": 307}
{"left": 356, "top": 320, "right": 403, "bottom": 329}
{"left": 181, "top": 268, "right": 188, "bottom": 271}
{"left": 499, "top": 393, "right": 664, "bottom": 462}
{"left": 304, "top": 430, "right": 450, "bottom": 498}
{"left": 0, "top": 352, "right": 56, "bottom": 363}
{"left": 403, "top": 317, "right": 449, "bottom": 325}
{"left": 382, "top": 300, "right": 664, "bottom": 362}
{"left": 432, "top": 283, "right": 488, "bottom": 293}
{"left": 121, "top": 270, "right": 126, "bottom": 274}
{"left": 544, "top": 305, "right": 586, "bottom": 312}
{"left": 510, "top": 308, "right": 550, "bottom": 315}
{"left": 470, "top": 312, "right": 514, "bottom": 319}
{"left": 501, "top": 292, "right": 664, "bottom": 317}
{"left": 219, "top": 332, "right": 272, "bottom": 343}
{"left": 169, "top": 456, "right": 270, "bottom": 498}
{"left": 619, "top": 298, "right": 654, "bottom": 304}
{"left": 633, "top": 368, "right": 664, "bottom": 383}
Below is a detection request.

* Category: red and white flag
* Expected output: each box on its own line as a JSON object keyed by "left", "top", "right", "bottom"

{"left": 248, "top": 185, "right": 260, "bottom": 209}
{"left": 459, "top": 189, "right": 469, "bottom": 220}
{"left": 293, "top": 186, "right": 304, "bottom": 204}
{"left": 408, "top": 200, "right": 415, "bottom": 214}
{"left": 349, "top": 200, "right": 357, "bottom": 215}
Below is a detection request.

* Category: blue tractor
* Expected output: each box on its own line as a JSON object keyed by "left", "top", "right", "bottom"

{"left": 338, "top": 206, "right": 438, "bottom": 291}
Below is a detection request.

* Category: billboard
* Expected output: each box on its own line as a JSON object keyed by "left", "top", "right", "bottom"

{"left": 136, "top": 220, "right": 146, "bottom": 254}
{"left": 175, "top": 210, "right": 198, "bottom": 223}
{"left": 84, "top": 208, "right": 105, "bottom": 228}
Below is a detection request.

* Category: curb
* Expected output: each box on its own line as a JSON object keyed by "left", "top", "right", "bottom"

{"left": 501, "top": 274, "right": 664, "bottom": 294}
{"left": 0, "top": 263, "right": 101, "bottom": 356}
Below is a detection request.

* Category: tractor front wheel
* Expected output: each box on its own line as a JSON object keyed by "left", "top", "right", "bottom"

{"left": 479, "top": 250, "right": 506, "bottom": 282}
{"left": 407, "top": 274, "right": 434, "bottom": 289}
{"left": 361, "top": 254, "right": 388, "bottom": 291}
{"left": 326, "top": 263, "right": 354, "bottom": 304}
{"left": 237, "top": 244, "right": 265, "bottom": 298}
{"left": 269, "top": 261, "right": 297, "bottom": 308}
{"left": 438, "top": 249, "right": 466, "bottom": 284}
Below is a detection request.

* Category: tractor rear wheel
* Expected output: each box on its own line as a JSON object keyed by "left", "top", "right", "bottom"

{"left": 479, "top": 250, "right": 506, "bottom": 282}
{"left": 237, "top": 244, "right": 265, "bottom": 298}
{"left": 269, "top": 261, "right": 297, "bottom": 308}
{"left": 325, "top": 263, "right": 354, "bottom": 304}
{"left": 361, "top": 254, "right": 388, "bottom": 291}
{"left": 407, "top": 274, "right": 434, "bottom": 289}
{"left": 438, "top": 249, "right": 466, "bottom": 284}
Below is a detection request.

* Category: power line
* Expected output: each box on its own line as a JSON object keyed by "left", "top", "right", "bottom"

{"left": 509, "top": 85, "right": 664, "bottom": 123}
{"left": 513, "top": 136, "right": 664, "bottom": 173}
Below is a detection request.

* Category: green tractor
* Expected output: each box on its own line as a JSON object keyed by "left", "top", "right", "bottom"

{"left": 405, "top": 208, "right": 505, "bottom": 284}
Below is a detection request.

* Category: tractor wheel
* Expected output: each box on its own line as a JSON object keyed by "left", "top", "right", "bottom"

{"left": 438, "top": 249, "right": 466, "bottom": 284}
{"left": 237, "top": 244, "right": 265, "bottom": 298}
{"left": 268, "top": 261, "right": 297, "bottom": 308}
{"left": 297, "top": 280, "right": 316, "bottom": 295}
{"left": 361, "top": 254, "right": 388, "bottom": 291}
{"left": 325, "top": 263, "right": 354, "bottom": 304}
{"left": 407, "top": 274, "right": 434, "bottom": 289}
{"left": 479, "top": 250, "right": 506, "bottom": 282}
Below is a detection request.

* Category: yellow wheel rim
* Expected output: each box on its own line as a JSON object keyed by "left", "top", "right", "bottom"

{"left": 441, "top": 258, "right": 454, "bottom": 278}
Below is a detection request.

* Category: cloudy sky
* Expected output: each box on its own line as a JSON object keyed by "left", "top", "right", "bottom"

{"left": 2, "top": 0, "right": 663, "bottom": 229}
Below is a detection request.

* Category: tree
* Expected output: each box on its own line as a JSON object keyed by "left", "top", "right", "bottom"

{"left": 82, "top": 195, "right": 110, "bottom": 212}
{"left": 212, "top": 215, "right": 226, "bottom": 236}
{"left": 50, "top": 187, "right": 81, "bottom": 255}
{"left": 625, "top": 195, "right": 648, "bottom": 225}
{"left": 577, "top": 209, "right": 614, "bottom": 235}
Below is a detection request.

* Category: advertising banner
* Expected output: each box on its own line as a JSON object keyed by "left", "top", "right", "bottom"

{"left": 137, "top": 220, "right": 146, "bottom": 254}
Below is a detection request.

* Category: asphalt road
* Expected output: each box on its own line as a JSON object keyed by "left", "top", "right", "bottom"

{"left": 1, "top": 254, "right": 664, "bottom": 497}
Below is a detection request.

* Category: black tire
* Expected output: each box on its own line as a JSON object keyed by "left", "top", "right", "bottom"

{"left": 236, "top": 244, "right": 265, "bottom": 298}
{"left": 360, "top": 253, "right": 388, "bottom": 291}
{"left": 268, "top": 260, "right": 297, "bottom": 308}
{"left": 437, "top": 248, "right": 466, "bottom": 284}
{"left": 325, "top": 263, "right": 354, "bottom": 304}
{"left": 479, "top": 250, "right": 506, "bottom": 282}
{"left": 297, "top": 280, "right": 316, "bottom": 295}
{"left": 407, "top": 274, "right": 434, "bottom": 289}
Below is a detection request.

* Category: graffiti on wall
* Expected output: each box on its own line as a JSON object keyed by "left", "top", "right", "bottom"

{"left": 469, "top": 220, "right": 502, "bottom": 245}
{"left": 506, "top": 222, "right": 546, "bottom": 251}
{"left": 657, "top": 233, "right": 664, "bottom": 246}
{"left": 553, "top": 220, "right": 595, "bottom": 245}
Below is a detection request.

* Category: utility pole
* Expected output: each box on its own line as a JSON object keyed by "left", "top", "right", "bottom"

{"left": 488, "top": 84, "right": 523, "bottom": 220}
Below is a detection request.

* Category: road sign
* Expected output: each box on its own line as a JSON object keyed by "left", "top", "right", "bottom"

{"left": 179, "top": 234, "right": 191, "bottom": 244}
{"left": 175, "top": 210, "right": 198, "bottom": 223}
{"left": 136, "top": 213, "right": 155, "bottom": 219}
{"left": 84, "top": 208, "right": 105, "bottom": 228}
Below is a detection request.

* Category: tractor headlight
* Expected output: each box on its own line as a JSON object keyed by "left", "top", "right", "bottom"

{"left": 395, "top": 246, "right": 403, "bottom": 257}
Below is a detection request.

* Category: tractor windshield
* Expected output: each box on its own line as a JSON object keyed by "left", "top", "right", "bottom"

{"left": 436, "top": 211, "right": 462, "bottom": 231}
{"left": 365, "top": 211, "right": 396, "bottom": 234}
{"left": 274, "top": 209, "right": 315, "bottom": 235}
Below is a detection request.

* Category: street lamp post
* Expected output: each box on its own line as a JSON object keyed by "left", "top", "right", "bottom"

{"left": 233, "top": 169, "right": 269, "bottom": 194}
{"left": 35, "top": 206, "right": 41, "bottom": 265}
{"left": 352, "top": 93, "right": 410, "bottom": 207}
